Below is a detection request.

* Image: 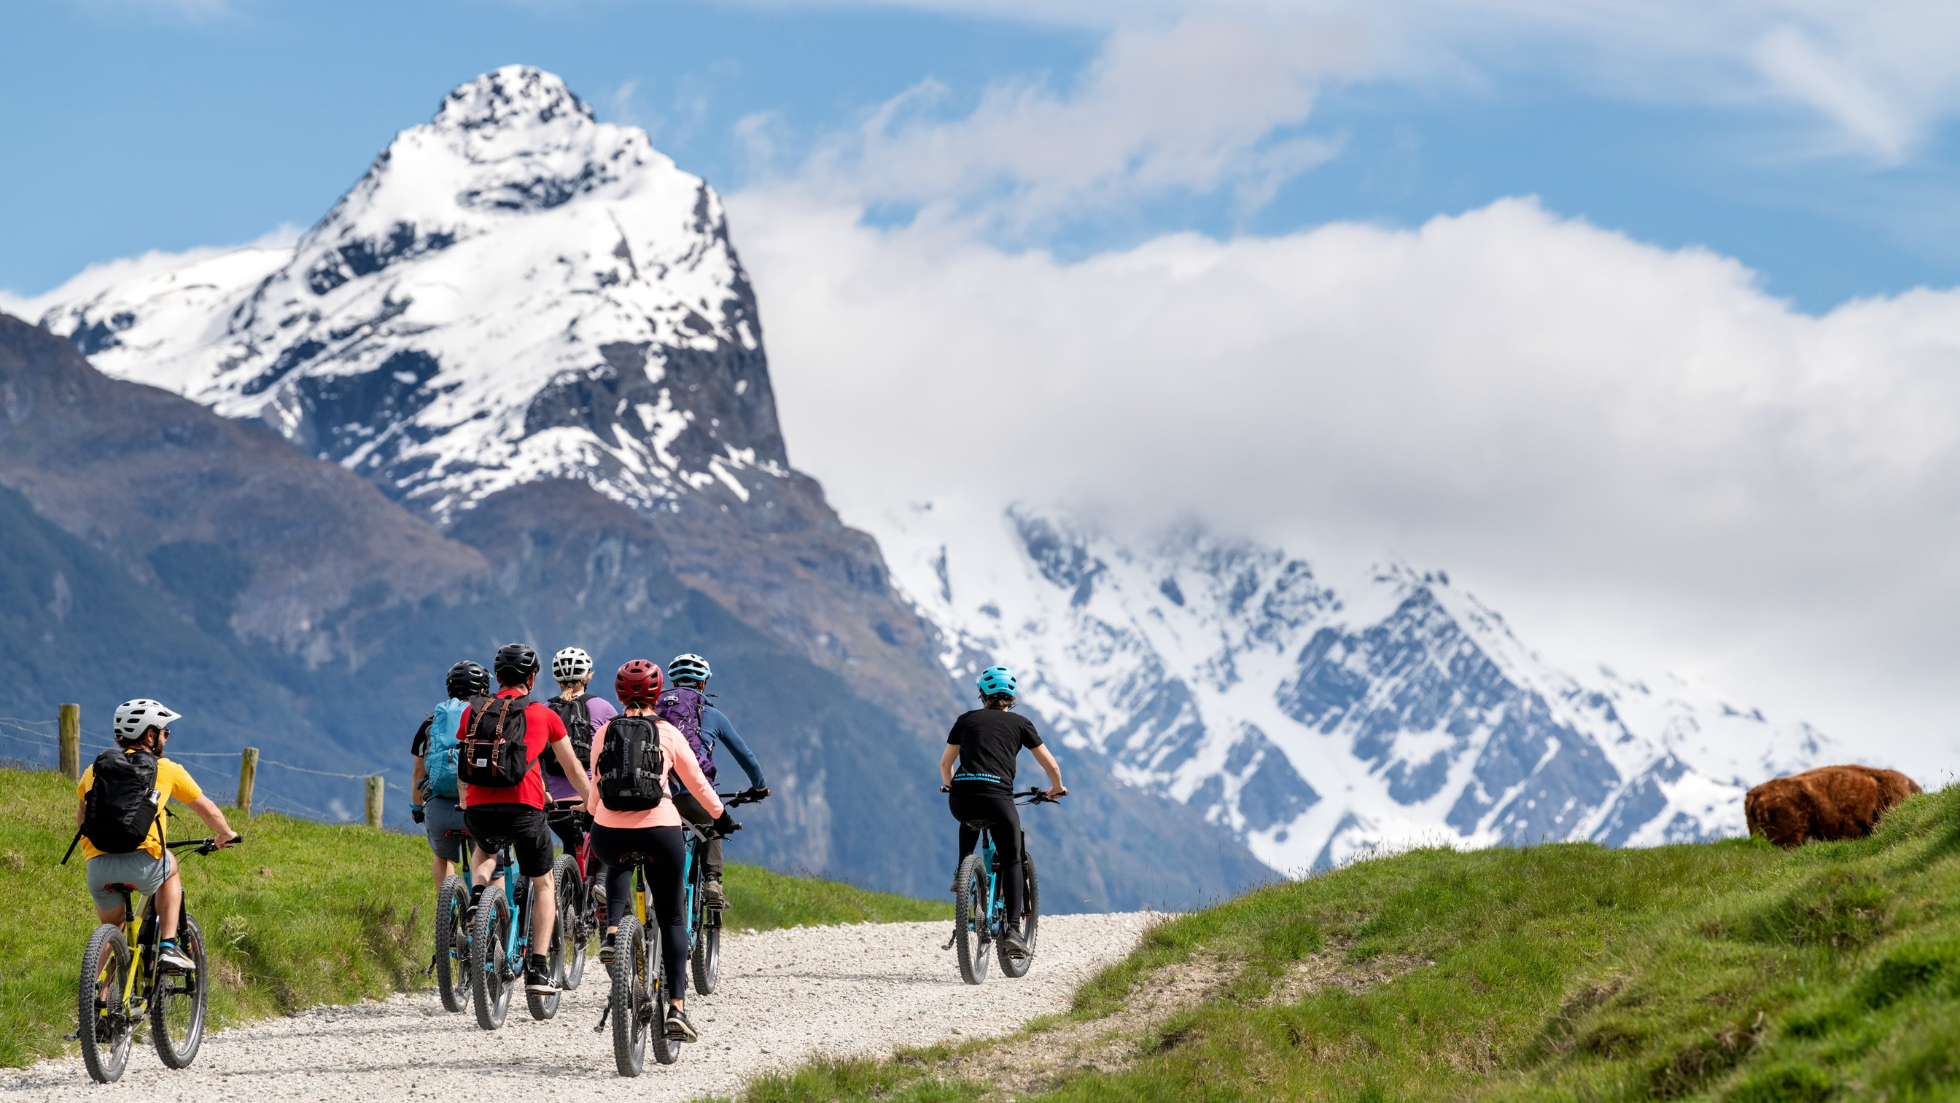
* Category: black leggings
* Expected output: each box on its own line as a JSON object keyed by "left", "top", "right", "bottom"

{"left": 948, "top": 791, "right": 1024, "bottom": 922}
{"left": 590, "top": 823, "right": 689, "bottom": 1002}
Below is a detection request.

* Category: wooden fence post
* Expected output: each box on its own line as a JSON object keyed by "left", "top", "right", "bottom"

{"left": 237, "top": 748, "right": 258, "bottom": 817}
{"left": 58, "top": 704, "right": 80, "bottom": 781}
{"left": 365, "top": 776, "right": 383, "bottom": 829}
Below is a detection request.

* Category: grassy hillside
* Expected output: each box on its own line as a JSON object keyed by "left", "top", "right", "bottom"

{"left": 725, "top": 784, "right": 1960, "bottom": 1103}
{"left": 0, "top": 766, "right": 947, "bottom": 1067}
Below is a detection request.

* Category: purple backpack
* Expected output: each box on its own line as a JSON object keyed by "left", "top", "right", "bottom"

{"left": 653, "top": 686, "right": 716, "bottom": 783}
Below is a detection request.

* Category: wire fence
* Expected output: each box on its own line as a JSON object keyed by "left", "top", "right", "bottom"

{"left": 0, "top": 714, "right": 415, "bottom": 829}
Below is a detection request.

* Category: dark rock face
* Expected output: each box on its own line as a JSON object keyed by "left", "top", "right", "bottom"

{"left": 0, "top": 313, "right": 1268, "bottom": 908}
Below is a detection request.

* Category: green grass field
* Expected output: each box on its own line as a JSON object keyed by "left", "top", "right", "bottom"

{"left": 722, "top": 784, "right": 1960, "bottom": 1103}
{"left": 0, "top": 766, "right": 946, "bottom": 1067}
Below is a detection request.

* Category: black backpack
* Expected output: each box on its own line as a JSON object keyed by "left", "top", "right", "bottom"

{"left": 595, "top": 714, "right": 666, "bottom": 811}
{"left": 81, "top": 749, "right": 165, "bottom": 855}
{"left": 458, "top": 694, "right": 535, "bottom": 788}
{"left": 542, "top": 695, "right": 595, "bottom": 777}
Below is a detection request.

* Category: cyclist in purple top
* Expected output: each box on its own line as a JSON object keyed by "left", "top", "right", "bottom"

{"left": 544, "top": 648, "right": 617, "bottom": 856}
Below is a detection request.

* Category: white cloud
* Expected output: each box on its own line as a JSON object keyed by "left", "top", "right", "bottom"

{"left": 734, "top": 185, "right": 1960, "bottom": 774}
{"left": 731, "top": 0, "right": 1960, "bottom": 164}
{"left": 778, "top": 12, "right": 1357, "bottom": 229}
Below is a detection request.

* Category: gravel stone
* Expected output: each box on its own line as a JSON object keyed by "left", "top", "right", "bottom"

{"left": 6, "top": 913, "right": 1157, "bottom": 1101}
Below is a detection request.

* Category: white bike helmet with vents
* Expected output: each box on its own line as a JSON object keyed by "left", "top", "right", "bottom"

{"left": 552, "top": 647, "right": 594, "bottom": 682}
{"left": 667, "top": 653, "right": 711, "bottom": 684}
{"left": 113, "top": 699, "right": 182, "bottom": 742}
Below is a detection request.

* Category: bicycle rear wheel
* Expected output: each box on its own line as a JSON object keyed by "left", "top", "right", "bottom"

{"left": 151, "top": 913, "right": 208, "bottom": 1067}
{"left": 435, "top": 875, "right": 471, "bottom": 1013}
{"left": 554, "top": 854, "right": 587, "bottom": 991}
{"left": 650, "top": 922, "right": 682, "bottom": 1066}
{"left": 691, "top": 923, "right": 720, "bottom": 995}
{"left": 471, "top": 890, "right": 513, "bottom": 1030}
{"left": 78, "top": 925, "right": 132, "bottom": 1083}
{"left": 609, "top": 914, "right": 648, "bottom": 1076}
{"left": 996, "top": 853, "right": 1039, "bottom": 978}
{"left": 953, "top": 852, "right": 990, "bottom": 985}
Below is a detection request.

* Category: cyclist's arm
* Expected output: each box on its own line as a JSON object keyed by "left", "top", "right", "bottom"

{"left": 939, "top": 744, "right": 959, "bottom": 789}
{"left": 186, "top": 795, "right": 240, "bottom": 846}
{"left": 711, "top": 711, "right": 768, "bottom": 790}
{"left": 1031, "top": 744, "right": 1067, "bottom": 799}
{"left": 411, "top": 755, "right": 427, "bottom": 796}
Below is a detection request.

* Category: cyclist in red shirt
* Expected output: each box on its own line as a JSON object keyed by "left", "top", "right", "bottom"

{"left": 458, "top": 643, "right": 594, "bottom": 994}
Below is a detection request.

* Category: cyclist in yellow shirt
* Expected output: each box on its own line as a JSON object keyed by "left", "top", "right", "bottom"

{"left": 76, "top": 700, "right": 239, "bottom": 972}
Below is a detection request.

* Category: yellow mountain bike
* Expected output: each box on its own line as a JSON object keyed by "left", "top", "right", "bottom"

{"left": 77, "top": 836, "right": 239, "bottom": 1083}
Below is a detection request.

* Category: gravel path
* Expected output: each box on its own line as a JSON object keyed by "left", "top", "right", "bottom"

{"left": 6, "top": 913, "right": 1156, "bottom": 1101}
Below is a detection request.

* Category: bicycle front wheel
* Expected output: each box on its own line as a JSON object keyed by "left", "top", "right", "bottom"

{"left": 953, "top": 852, "right": 990, "bottom": 985}
{"left": 609, "top": 914, "right": 648, "bottom": 1076}
{"left": 435, "top": 875, "right": 471, "bottom": 1013}
{"left": 691, "top": 923, "right": 720, "bottom": 995}
{"left": 997, "top": 853, "right": 1039, "bottom": 979}
{"left": 151, "top": 913, "right": 208, "bottom": 1067}
{"left": 78, "top": 924, "right": 132, "bottom": 1083}
{"left": 471, "top": 890, "right": 513, "bottom": 1030}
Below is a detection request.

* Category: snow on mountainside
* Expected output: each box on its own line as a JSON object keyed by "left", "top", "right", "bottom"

{"left": 34, "top": 65, "right": 782, "bottom": 519}
{"left": 871, "top": 501, "right": 1843, "bottom": 873}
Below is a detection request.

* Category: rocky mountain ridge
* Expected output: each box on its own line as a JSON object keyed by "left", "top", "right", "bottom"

{"left": 869, "top": 501, "right": 1841, "bottom": 872}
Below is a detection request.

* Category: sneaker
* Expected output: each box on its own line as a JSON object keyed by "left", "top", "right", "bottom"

{"left": 1000, "top": 927, "right": 1031, "bottom": 959}
{"left": 703, "top": 879, "right": 727, "bottom": 909}
{"left": 599, "top": 932, "right": 616, "bottom": 965}
{"left": 157, "top": 940, "right": 195, "bottom": 973}
{"left": 524, "top": 955, "right": 559, "bottom": 994}
{"left": 664, "top": 1005, "right": 698, "bottom": 1042}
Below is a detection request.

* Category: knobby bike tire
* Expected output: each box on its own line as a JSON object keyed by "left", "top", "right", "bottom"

{"left": 471, "top": 890, "right": 513, "bottom": 1030}
{"left": 691, "top": 924, "right": 720, "bottom": 995}
{"left": 151, "top": 913, "right": 207, "bottom": 1067}
{"left": 78, "top": 924, "right": 132, "bottom": 1083}
{"left": 434, "top": 875, "right": 471, "bottom": 1013}
{"left": 526, "top": 879, "right": 566, "bottom": 1021}
{"left": 997, "top": 853, "right": 1039, "bottom": 979}
{"left": 609, "top": 914, "right": 648, "bottom": 1077}
{"left": 954, "top": 852, "right": 990, "bottom": 985}
{"left": 650, "top": 921, "right": 682, "bottom": 1066}
{"left": 554, "top": 855, "right": 587, "bottom": 991}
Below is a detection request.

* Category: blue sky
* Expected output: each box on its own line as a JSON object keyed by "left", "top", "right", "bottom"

{"left": 6, "top": 0, "right": 1959, "bottom": 311}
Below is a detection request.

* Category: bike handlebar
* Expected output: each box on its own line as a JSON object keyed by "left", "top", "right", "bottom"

{"left": 168, "top": 835, "right": 243, "bottom": 855}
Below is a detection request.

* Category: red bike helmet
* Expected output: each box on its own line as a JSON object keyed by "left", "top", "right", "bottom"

{"left": 615, "top": 659, "right": 665, "bottom": 706}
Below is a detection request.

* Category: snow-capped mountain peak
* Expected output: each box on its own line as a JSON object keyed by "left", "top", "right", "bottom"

{"left": 869, "top": 499, "right": 1846, "bottom": 872}
{"left": 35, "top": 65, "right": 780, "bottom": 521}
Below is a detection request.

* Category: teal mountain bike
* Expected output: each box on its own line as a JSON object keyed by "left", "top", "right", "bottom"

{"left": 950, "top": 788, "right": 1050, "bottom": 984}
{"left": 468, "top": 839, "right": 569, "bottom": 1029}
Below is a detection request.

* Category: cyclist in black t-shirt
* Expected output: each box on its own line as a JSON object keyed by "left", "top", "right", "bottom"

{"left": 939, "top": 665, "right": 1065, "bottom": 958}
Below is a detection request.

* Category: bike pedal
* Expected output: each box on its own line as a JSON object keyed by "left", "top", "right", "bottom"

{"left": 63, "top": 1030, "right": 79, "bottom": 1042}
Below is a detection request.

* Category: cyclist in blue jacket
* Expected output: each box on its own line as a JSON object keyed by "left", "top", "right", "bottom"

{"left": 410, "top": 660, "right": 489, "bottom": 892}
{"left": 661, "top": 653, "right": 768, "bottom": 907}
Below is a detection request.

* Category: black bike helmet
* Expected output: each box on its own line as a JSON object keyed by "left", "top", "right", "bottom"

{"left": 493, "top": 643, "right": 540, "bottom": 685}
{"left": 446, "top": 660, "right": 490, "bottom": 700}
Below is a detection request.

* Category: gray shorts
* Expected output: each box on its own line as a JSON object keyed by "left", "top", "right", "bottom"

{"left": 86, "top": 850, "right": 175, "bottom": 911}
{"left": 424, "top": 796, "right": 468, "bottom": 861}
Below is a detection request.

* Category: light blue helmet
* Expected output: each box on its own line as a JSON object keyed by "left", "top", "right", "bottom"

{"left": 976, "top": 666, "right": 1018, "bottom": 699}
{"left": 668, "top": 653, "right": 712, "bottom": 684}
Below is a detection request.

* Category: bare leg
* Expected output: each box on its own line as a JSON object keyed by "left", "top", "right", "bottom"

{"left": 154, "top": 870, "right": 183, "bottom": 941}
{"left": 431, "top": 854, "right": 454, "bottom": 891}
{"left": 530, "top": 873, "right": 556, "bottom": 950}
{"left": 94, "top": 903, "right": 127, "bottom": 927}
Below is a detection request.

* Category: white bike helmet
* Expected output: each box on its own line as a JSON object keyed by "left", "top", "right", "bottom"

{"left": 667, "top": 653, "right": 711, "bottom": 684}
{"left": 552, "top": 647, "right": 594, "bottom": 682}
{"left": 113, "top": 699, "right": 182, "bottom": 742}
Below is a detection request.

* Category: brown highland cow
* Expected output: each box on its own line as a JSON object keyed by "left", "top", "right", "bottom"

{"left": 1744, "top": 765, "right": 1921, "bottom": 849}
